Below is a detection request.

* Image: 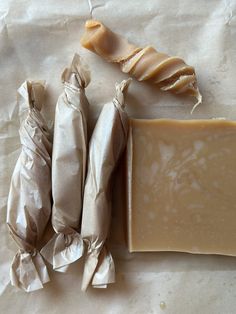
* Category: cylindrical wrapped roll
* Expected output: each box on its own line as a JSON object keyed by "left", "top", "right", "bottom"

{"left": 41, "top": 54, "right": 89, "bottom": 272}
{"left": 81, "top": 20, "right": 202, "bottom": 110}
{"left": 6, "top": 81, "right": 52, "bottom": 292}
{"left": 81, "top": 79, "right": 131, "bottom": 291}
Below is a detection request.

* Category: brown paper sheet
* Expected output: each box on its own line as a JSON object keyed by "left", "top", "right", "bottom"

{"left": 6, "top": 81, "right": 52, "bottom": 292}
{"left": 1, "top": 0, "right": 236, "bottom": 313}
{"left": 81, "top": 79, "right": 131, "bottom": 290}
{"left": 41, "top": 54, "right": 89, "bottom": 272}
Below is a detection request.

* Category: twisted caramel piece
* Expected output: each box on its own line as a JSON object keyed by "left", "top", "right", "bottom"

{"left": 81, "top": 20, "right": 202, "bottom": 111}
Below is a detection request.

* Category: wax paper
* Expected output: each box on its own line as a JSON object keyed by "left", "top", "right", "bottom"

{"left": 81, "top": 79, "right": 130, "bottom": 291}
{"left": 6, "top": 80, "right": 52, "bottom": 292}
{"left": 41, "top": 54, "right": 89, "bottom": 272}
{"left": 0, "top": 0, "right": 236, "bottom": 313}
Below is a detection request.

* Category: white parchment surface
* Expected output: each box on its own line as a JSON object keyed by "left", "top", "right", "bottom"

{"left": 0, "top": 0, "right": 236, "bottom": 313}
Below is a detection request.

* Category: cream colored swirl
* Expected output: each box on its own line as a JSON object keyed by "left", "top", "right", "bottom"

{"left": 81, "top": 20, "right": 202, "bottom": 111}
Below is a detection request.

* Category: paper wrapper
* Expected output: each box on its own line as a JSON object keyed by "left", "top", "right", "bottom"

{"left": 6, "top": 81, "right": 52, "bottom": 292}
{"left": 81, "top": 79, "right": 131, "bottom": 291}
{"left": 41, "top": 54, "right": 89, "bottom": 272}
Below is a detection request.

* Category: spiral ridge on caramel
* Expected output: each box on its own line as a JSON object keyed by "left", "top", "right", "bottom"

{"left": 81, "top": 20, "right": 202, "bottom": 111}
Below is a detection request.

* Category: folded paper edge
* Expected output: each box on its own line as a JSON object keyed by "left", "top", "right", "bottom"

{"left": 81, "top": 246, "right": 115, "bottom": 291}
{"left": 91, "top": 247, "right": 115, "bottom": 288}
{"left": 41, "top": 232, "right": 84, "bottom": 272}
{"left": 81, "top": 250, "right": 99, "bottom": 291}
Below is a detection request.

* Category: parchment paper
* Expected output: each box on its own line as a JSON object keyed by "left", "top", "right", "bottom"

{"left": 0, "top": 0, "right": 236, "bottom": 313}
{"left": 6, "top": 80, "right": 52, "bottom": 292}
{"left": 41, "top": 54, "right": 89, "bottom": 273}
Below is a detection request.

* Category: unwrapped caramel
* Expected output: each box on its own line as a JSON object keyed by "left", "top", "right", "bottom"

{"left": 81, "top": 79, "right": 131, "bottom": 291}
{"left": 6, "top": 81, "right": 52, "bottom": 292}
{"left": 81, "top": 20, "right": 202, "bottom": 109}
{"left": 41, "top": 54, "right": 89, "bottom": 272}
{"left": 127, "top": 118, "right": 236, "bottom": 255}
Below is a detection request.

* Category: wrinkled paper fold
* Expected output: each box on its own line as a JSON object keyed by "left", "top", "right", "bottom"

{"left": 6, "top": 81, "right": 52, "bottom": 292}
{"left": 41, "top": 54, "right": 89, "bottom": 272}
{"left": 81, "top": 79, "right": 131, "bottom": 291}
{"left": 10, "top": 250, "right": 50, "bottom": 292}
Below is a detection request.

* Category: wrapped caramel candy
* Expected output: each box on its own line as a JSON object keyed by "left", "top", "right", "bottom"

{"left": 41, "top": 54, "right": 89, "bottom": 272}
{"left": 81, "top": 20, "right": 202, "bottom": 111}
{"left": 6, "top": 81, "right": 52, "bottom": 292}
{"left": 81, "top": 79, "right": 131, "bottom": 291}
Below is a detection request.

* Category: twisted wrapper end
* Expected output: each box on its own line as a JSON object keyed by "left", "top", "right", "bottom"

{"left": 10, "top": 250, "right": 49, "bottom": 292}
{"left": 41, "top": 232, "right": 84, "bottom": 272}
{"left": 17, "top": 80, "right": 46, "bottom": 112}
{"left": 91, "top": 247, "right": 115, "bottom": 288}
{"left": 81, "top": 246, "right": 115, "bottom": 291}
{"left": 191, "top": 87, "right": 203, "bottom": 114}
{"left": 62, "top": 53, "right": 90, "bottom": 89}
{"left": 113, "top": 78, "right": 132, "bottom": 110}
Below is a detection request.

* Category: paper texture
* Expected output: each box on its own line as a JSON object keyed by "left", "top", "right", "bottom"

{"left": 41, "top": 54, "right": 89, "bottom": 272}
{"left": 1, "top": 0, "right": 236, "bottom": 313}
{"left": 6, "top": 81, "right": 52, "bottom": 292}
{"left": 81, "top": 79, "right": 130, "bottom": 290}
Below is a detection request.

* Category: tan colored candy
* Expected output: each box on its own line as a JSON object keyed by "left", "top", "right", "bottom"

{"left": 81, "top": 20, "right": 202, "bottom": 110}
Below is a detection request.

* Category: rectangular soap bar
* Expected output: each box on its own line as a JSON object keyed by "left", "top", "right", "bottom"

{"left": 126, "top": 118, "right": 236, "bottom": 256}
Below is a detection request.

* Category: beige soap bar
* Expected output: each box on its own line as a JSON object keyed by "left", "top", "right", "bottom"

{"left": 127, "top": 118, "right": 236, "bottom": 256}
{"left": 81, "top": 20, "right": 201, "bottom": 108}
